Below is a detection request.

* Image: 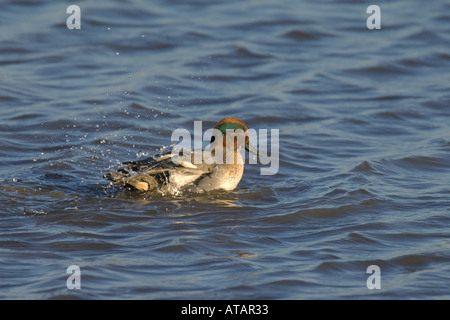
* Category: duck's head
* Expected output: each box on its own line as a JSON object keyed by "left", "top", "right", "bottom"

{"left": 211, "top": 117, "right": 259, "bottom": 156}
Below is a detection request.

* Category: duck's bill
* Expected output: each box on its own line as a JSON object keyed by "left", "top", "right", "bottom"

{"left": 245, "top": 143, "right": 260, "bottom": 156}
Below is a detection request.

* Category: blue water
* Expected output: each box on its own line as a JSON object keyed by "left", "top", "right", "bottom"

{"left": 0, "top": 0, "right": 449, "bottom": 299}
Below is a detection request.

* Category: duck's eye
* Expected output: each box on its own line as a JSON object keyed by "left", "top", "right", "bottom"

{"left": 210, "top": 135, "right": 215, "bottom": 143}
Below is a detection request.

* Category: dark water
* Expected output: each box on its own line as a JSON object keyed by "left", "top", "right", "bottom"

{"left": 1, "top": 0, "right": 449, "bottom": 299}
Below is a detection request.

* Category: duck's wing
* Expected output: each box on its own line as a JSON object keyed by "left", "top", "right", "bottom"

{"left": 104, "top": 149, "right": 214, "bottom": 191}
{"left": 122, "top": 148, "right": 176, "bottom": 171}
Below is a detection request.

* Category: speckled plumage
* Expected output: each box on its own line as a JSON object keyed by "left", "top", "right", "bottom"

{"left": 105, "top": 117, "right": 257, "bottom": 193}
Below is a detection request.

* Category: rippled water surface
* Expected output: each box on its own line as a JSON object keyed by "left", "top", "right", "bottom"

{"left": 1, "top": 0, "right": 449, "bottom": 299}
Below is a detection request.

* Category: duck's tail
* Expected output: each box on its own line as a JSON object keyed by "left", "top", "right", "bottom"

{"left": 104, "top": 168, "right": 160, "bottom": 192}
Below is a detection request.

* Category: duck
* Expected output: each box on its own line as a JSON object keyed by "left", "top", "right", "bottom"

{"left": 104, "top": 117, "right": 259, "bottom": 193}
